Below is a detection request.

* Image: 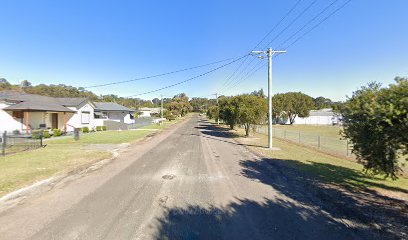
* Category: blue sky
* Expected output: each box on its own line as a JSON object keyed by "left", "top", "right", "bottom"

{"left": 0, "top": 0, "right": 407, "bottom": 101}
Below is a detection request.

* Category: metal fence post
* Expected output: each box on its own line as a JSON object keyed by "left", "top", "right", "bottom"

{"left": 2, "top": 131, "right": 7, "bottom": 156}
{"left": 74, "top": 128, "right": 80, "bottom": 141}
{"left": 318, "top": 135, "right": 321, "bottom": 149}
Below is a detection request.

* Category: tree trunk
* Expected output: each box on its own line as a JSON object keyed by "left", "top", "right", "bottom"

{"left": 289, "top": 114, "right": 296, "bottom": 125}
{"left": 245, "top": 123, "right": 250, "bottom": 137}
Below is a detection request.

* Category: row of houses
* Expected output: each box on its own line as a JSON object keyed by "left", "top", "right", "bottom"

{"left": 0, "top": 90, "right": 136, "bottom": 133}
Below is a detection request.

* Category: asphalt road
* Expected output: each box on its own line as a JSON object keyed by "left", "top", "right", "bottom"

{"left": 0, "top": 115, "right": 403, "bottom": 239}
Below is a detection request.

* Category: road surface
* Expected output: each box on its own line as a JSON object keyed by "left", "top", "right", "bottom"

{"left": 0, "top": 115, "right": 404, "bottom": 239}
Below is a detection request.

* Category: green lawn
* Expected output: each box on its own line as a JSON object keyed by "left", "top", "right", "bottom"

{"left": 0, "top": 116, "right": 190, "bottom": 197}
{"left": 273, "top": 124, "right": 342, "bottom": 138}
{"left": 47, "top": 130, "right": 154, "bottom": 145}
{"left": 235, "top": 127, "right": 408, "bottom": 194}
{"left": 0, "top": 145, "right": 111, "bottom": 197}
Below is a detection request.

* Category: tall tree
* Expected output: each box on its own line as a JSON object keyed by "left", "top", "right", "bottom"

{"left": 152, "top": 98, "right": 161, "bottom": 107}
{"left": 313, "top": 96, "right": 333, "bottom": 109}
{"left": 340, "top": 77, "right": 408, "bottom": 179}
{"left": 272, "top": 93, "right": 286, "bottom": 123}
{"left": 284, "top": 92, "right": 315, "bottom": 124}
{"left": 235, "top": 95, "right": 268, "bottom": 136}
{"left": 219, "top": 96, "right": 239, "bottom": 130}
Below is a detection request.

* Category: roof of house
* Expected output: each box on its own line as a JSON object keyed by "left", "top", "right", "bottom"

{"left": 309, "top": 108, "right": 336, "bottom": 117}
{"left": 3, "top": 100, "right": 76, "bottom": 112}
{"left": 0, "top": 90, "right": 84, "bottom": 112}
{"left": 55, "top": 97, "right": 88, "bottom": 107}
{"left": 139, "top": 107, "right": 161, "bottom": 114}
{"left": 94, "top": 102, "right": 133, "bottom": 112}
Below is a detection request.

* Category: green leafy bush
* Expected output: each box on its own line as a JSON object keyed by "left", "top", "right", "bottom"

{"left": 96, "top": 126, "right": 103, "bottom": 131}
{"left": 82, "top": 127, "right": 89, "bottom": 133}
{"left": 31, "top": 130, "right": 42, "bottom": 139}
{"left": 163, "top": 110, "right": 176, "bottom": 121}
{"left": 43, "top": 130, "right": 50, "bottom": 138}
{"left": 53, "top": 129, "right": 62, "bottom": 137}
{"left": 12, "top": 129, "right": 20, "bottom": 135}
{"left": 340, "top": 77, "right": 408, "bottom": 179}
{"left": 102, "top": 126, "right": 107, "bottom": 131}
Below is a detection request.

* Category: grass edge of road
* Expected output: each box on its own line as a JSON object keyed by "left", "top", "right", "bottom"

{"left": 207, "top": 119, "right": 408, "bottom": 199}
{"left": 0, "top": 115, "right": 191, "bottom": 198}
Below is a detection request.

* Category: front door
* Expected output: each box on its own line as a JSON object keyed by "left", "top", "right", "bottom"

{"left": 51, "top": 113, "right": 58, "bottom": 129}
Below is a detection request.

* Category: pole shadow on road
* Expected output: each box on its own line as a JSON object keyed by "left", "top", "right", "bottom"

{"left": 238, "top": 157, "right": 408, "bottom": 239}
{"left": 190, "top": 123, "right": 265, "bottom": 148}
{"left": 153, "top": 157, "right": 408, "bottom": 239}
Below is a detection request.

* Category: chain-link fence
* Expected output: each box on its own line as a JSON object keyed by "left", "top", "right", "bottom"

{"left": 1, "top": 131, "right": 42, "bottom": 156}
{"left": 254, "top": 125, "right": 353, "bottom": 157}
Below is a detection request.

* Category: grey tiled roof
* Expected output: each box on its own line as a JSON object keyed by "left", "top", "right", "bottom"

{"left": 94, "top": 102, "right": 133, "bottom": 112}
{"left": 309, "top": 108, "right": 337, "bottom": 116}
{"left": 0, "top": 90, "right": 82, "bottom": 112}
{"left": 3, "top": 101, "right": 76, "bottom": 112}
{"left": 55, "top": 98, "right": 88, "bottom": 107}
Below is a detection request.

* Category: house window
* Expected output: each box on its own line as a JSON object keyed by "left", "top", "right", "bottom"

{"left": 12, "top": 111, "right": 24, "bottom": 119}
{"left": 81, "top": 111, "right": 90, "bottom": 124}
{"left": 94, "top": 112, "right": 107, "bottom": 119}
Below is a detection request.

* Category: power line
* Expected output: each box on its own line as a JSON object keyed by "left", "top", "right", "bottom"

{"left": 252, "top": 0, "right": 303, "bottom": 51}
{"left": 126, "top": 54, "right": 249, "bottom": 97}
{"left": 225, "top": 0, "right": 352, "bottom": 93}
{"left": 218, "top": 0, "right": 303, "bottom": 92}
{"left": 261, "top": 0, "right": 318, "bottom": 49}
{"left": 284, "top": 0, "right": 352, "bottom": 50}
{"left": 223, "top": 57, "right": 273, "bottom": 94}
{"left": 275, "top": 0, "right": 341, "bottom": 50}
{"left": 83, "top": 56, "right": 239, "bottom": 89}
{"left": 220, "top": 0, "right": 317, "bottom": 93}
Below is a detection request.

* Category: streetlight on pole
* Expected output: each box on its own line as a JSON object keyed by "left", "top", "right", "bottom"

{"left": 251, "top": 48, "right": 286, "bottom": 149}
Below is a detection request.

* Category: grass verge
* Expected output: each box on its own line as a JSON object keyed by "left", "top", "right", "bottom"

{"left": 232, "top": 126, "right": 408, "bottom": 196}
{"left": 0, "top": 116, "right": 190, "bottom": 197}
{"left": 272, "top": 124, "right": 342, "bottom": 138}
{"left": 0, "top": 145, "right": 111, "bottom": 197}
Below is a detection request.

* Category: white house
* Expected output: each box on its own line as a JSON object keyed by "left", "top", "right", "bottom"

{"left": 0, "top": 91, "right": 134, "bottom": 133}
{"left": 286, "top": 108, "right": 341, "bottom": 125}
{"left": 138, "top": 107, "right": 161, "bottom": 118}
{"left": 93, "top": 102, "right": 134, "bottom": 127}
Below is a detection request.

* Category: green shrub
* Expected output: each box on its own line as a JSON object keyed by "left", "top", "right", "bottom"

{"left": 82, "top": 127, "right": 89, "bottom": 133}
{"left": 53, "top": 129, "right": 62, "bottom": 137}
{"left": 96, "top": 126, "right": 103, "bottom": 131}
{"left": 43, "top": 130, "right": 50, "bottom": 138}
{"left": 102, "top": 126, "right": 107, "bottom": 131}
{"left": 12, "top": 129, "right": 20, "bottom": 135}
{"left": 164, "top": 110, "right": 176, "bottom": 121}
{"left": 31, "top": 130, "right": 42, "bottom": 139}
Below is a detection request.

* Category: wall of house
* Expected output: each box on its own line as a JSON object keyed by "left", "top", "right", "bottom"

{"left": 124, "top": 113, "right": 134, "bottom": 124}
{"left": 28, "top": 112, "right": 46, "bottom": 129}
{"left": 139, "top": 110, "right": 151, "bottom": 117}
{"left": 288, "top": 115, "right": 336, "bottom": 125}
{"left": 107, "top": 111, "right": 127, "bottom": 123}
{"left": 66, "top": 103, "right": 95, "bottom": 131}
{"left": 0, "top": 103, "right": 23, "bottom": 133}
